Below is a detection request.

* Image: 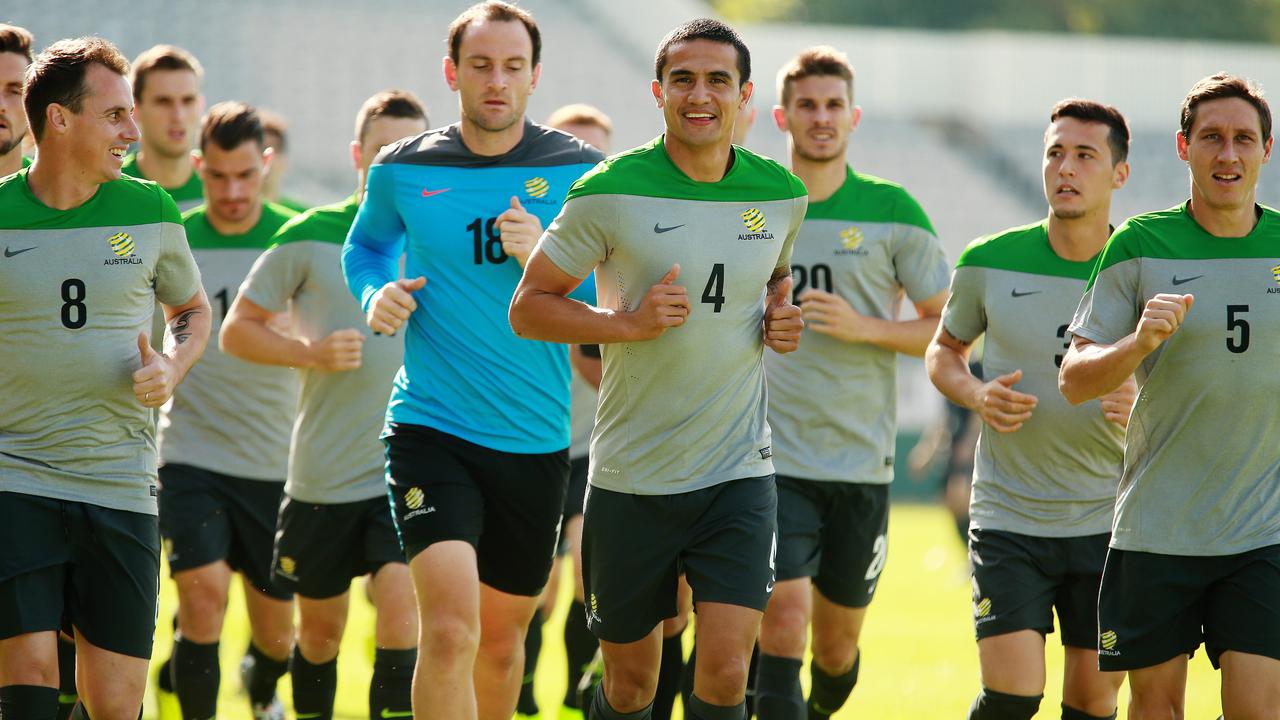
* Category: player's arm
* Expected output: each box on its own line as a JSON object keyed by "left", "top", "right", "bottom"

{"left": 1058, "top": 292, "right": 1193, "bottom": 404}
{"left": 341, "top": 163, "right": 422, "bottom": 335}
{"left": 571, "top": 343, "right": 603, "bottom": 389}
{"left": 801, "top": 288, "right": 946, "bottom": 357}
{"left": 221, "top": 295, "right": 364, "bottom": 372}
{"left": 926, "top": 324, "right": 1036, "bottom": 433}
{"left": 134, "top": 289, "right": 212, "bottom": 408}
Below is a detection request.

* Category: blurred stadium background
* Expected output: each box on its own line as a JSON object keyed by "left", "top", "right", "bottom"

{"left": 7, "top": 0, "right": 1269, "bottom": 716}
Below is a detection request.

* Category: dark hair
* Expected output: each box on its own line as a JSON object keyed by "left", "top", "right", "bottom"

{"left": 1180, "top": 72, "right": 1272, "bottom": 142}
{"left": 448, "top": 1, "right": 540, "bottom": 67}
{"left": 356, "top": 89, "right": 429, "bottom": 144}
{"left": 1049, "top": 98, "right": 1131, "bottom": 165}
{"left": 200, "top": 101, "right": 264, "bottom": 153}
{"left": 0, "top": 24, "right": 34, "bottom": 62}
{"left": 654, "top": 18, "right": 750, "bottom": 85}
{"left": 24, "top": 36, "right": 130, "bottom": 141}
{"left": 129, "top": 44, "right": 202, "bottom": 102}
{"left": 777, "top": 45, "right": 853, "bottom": 107}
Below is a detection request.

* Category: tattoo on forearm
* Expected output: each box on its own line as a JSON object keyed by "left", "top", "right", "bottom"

{"left": 943, "top": 326, "right": 970, "bottom": 347}
{"left": 170, "top": 309, "right": 199, "bottom": 345}
{"left": 768, "top": 265, "right": 791, "bottom": 295}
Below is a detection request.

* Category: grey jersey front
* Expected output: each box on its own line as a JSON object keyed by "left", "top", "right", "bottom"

{"left": 765, "top": 168, "right": 949, "bottom": 484}
{"left": 159, "top": 204, "right": 298, "bottom": 480}
{"left": 540, "top": 137, "right": 807, "bottom": 495}
{"left": 1070, "top": 203, "right": 1280, "bottom": 555}
{"left": 945, "top": 221, "right": 1122, "bottom": 537}
{"left": 240, "top": 196, "right": 404, "bottom": 503}
{"left": 0, "top": 169, "right": 201, "bottom": 515}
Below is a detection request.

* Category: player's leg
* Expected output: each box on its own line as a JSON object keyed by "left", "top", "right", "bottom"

{"left": 1060, "top": 647, "right": 1123, "bottom": 720}
{"left": 653, "top": 580, "right": 693, "bottom": 720}
{"left": 0, "top": 632, "right": 59, "bottom": 719}
{"left": 1219, "top": 652, "right": 1280, "bottom": 720}
{"left": 1058, "top": 534, "right": 1124, "bottom": 719}
{"left": 292, "top": 592, "right": 349, "bottom": 720}
{"left": 368, "top": 560, "right": 416, "bottom": 720}
{"left": 476, "top": 586, "right": 543, "bottom": 719}
{"left": 594, "top": 629, "right": 665, "bottom": 716}
{"left": 1208, "top": 544, "right": 1280, "bottom": 720}
{"left": 1126, "top": 657, "right": 1187, "bottom": 720}
{"left": 69, "top": 637, "right": 147, "bottom": 720}
{"left": 519, "top": 543, "right": 564, "bottom": 717}
{"left": 409, "top": 541, "right": 481, "bottom": 719}
{"left": 808, "top": 592, "right": 867, "bottom": 717}
{"left": 562, "top": 455, "right": 599, "bottom": 716}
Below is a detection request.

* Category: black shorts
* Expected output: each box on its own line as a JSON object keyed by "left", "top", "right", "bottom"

{"left": 564, "top": 456, "right": 589, "bottom": 520}
{"left": 157, "top": 463, "right": 291, "bottom": 600}
{"left": 775, "top": 477, "right": 889, "bottom": 608}
{"left": 968, "top": 529, "right": 1108, "bottom": 648}
{"left": 581, "top": 475, "right": 777, "bottom": 644}
{"left": 1097, "top": 544, "right": 1280, "bottom": 671}
{"left": 0, "top": 492, "right": 160, "bottom": 659}
{"left": 272, "top": 494, "right": 405, "bottom": 599}
{"left": 383, "top": 423, "right": 569, "bottom": 597}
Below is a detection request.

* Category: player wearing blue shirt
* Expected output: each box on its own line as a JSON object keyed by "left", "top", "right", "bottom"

{"left": 341, "top": 3, "right": 602, "bottom": 718}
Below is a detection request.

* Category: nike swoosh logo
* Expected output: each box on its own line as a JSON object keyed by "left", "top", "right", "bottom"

{"left": 420, "top": 188, "right": 450, "bottom": 198}
{"left": 1171, "top": 274, "right": 1204, "bottom": 286}
{"left": 379, "top": 711, "right": 414, "bottom": 719}
{"left": 653, "top": 223, "right": 685, "bottom": 234}
{"left": 1010, "top": 289, "right": 1041, "bottom": 298}
{"left": 4, "top": 246, "right": 35, "bottom": 257}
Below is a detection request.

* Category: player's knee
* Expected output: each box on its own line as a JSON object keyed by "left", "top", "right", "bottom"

{"left": 1127, "top": 682, "right": 1184, "bottom": 720}
{"left": 602, "top": 661, "right": 659, "bottom": 710}
{"left": 695, "top": 652, "right": 751, "bottom": 703}
{"left": 811, "top": 640, "right": 858, "bottom": 676}
{"left": 476, "top": 623, "right": 524, "bottom": 670}
{"left": 175, "top": 587, "right": 227, "bottom": 638}
{"left": 759, "top": 604, "right": 808, "bottom": 657}
{"left": 422, "top": 615, "right": 479, "bottom": 663}
{"left": 3, "top": 656, "right": 57, "bottom": 686}
{"left": 297, "top": 616, "right": 345, "bottom": 662}
{"left": 79, "top": 690, "right": 143, "bottom": 720}
{"left": 661, "top": 613, "right": 688, "bottom": 638}
{"left": 968, "top": 688, "right": 1041, "bottom": 720}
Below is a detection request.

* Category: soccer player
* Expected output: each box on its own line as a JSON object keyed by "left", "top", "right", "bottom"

{"left": 120, "top": 45, "right": 204, "bottom": 211}
{"left": 0, "top": 24, "right": 33, "bottom": 178}
{"left": 260, "top": 109, "right": 309, "bottom": 213}
{"left": 753, "top": 46, "right": 950, "bottom": 720}
{"left": 0, "top": 37, "right": 209, "bottom": 719}
{"left": 341, "top": 3, "right": 603, "bottom": 718}
{"left": 156, "top": 101, "right": 298, "bottom": 720}
{"left": 929, "top": 99, "right": 1137, "bottom": 720}
{"left": 1060, "top": 74, "right": 1280, "bottom": 719}
{"left": 221, "top": 89, "right": 428, "bottom": 720}
{"left": 509, "top": 18, "right": 807, "bottom": 720}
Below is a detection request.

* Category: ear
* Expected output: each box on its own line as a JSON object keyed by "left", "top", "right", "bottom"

{"left": 46, "top": 103, "right": 70, "bottom": 135}
{"left": 197, "top": 94, "right": 207, "bottom": 116}
{"left": 530, "top": 63, "right": 541, "bottom": 93}
{"left": 1112, "top": 160, "right": 1131, "bottom": 189}
{"left": 443, "top": 56, "right": 459, "bottom": 92}
{"left": 772, "top": 105, "right": 787, "bottom": 133}
{"left": 261, "top": 145, "right": 275, "bottom": 174}
{"left": 740, "top": 80, "right": 754, "bottom": 111}
{"left": 651, "top": 79, "right": 663, "bottom": 108}
{"left": 850, "top": 105, "right": 863, "bottom": 131}
{"left": 350, "top": 139, "right": 362, "bottom": 173}
{"left": 1264, "top": 136, "right": 1273, "bottom": 164}
{"left": 1176, "top": 130, "right": 1190, "bottom": 162}
{"left": 192, "top": 151, "right": 204, "bottom": 178}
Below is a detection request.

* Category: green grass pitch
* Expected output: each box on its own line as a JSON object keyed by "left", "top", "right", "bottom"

{"left": 141, "top": 504, "right": 1222, "bottom": 719}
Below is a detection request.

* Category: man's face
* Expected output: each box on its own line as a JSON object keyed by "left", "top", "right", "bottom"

{"left": 555, "top": 121, "right": 610, "bottom": 153}
{"left": 653, "top": 39, "right": 750, "bottom": 149}
{"left": 358, "top": 115, "right": 427, "bottom": 173}
{"left": 198, "top": 140, "right": 268, "bottom": 225}
{"left": 1043, "top": 116, "right": 1127, "bottom": 220}
{"left": 447, "top": 20, "right": 539, "bottom": 133}
{"left": 135, "top": 69, "right": 201, "bottom": 159}
{"left": 774, "top": 74, "right": 856, "bottom": 162}
{"left": 0, "top": 51, "right": 29, "bottom": 156}
{"left": 1178, "top": 96, "right": 1272, "bottom": 213}
{"left": 60, "top": 63, "right": 139, "bottom": 183}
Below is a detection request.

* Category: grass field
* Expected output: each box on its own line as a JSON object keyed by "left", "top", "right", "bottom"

{"left": 141, "top": 503, "right": 1223, "bottom": 719}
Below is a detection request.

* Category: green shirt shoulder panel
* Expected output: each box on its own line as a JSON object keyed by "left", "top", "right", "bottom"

{"left": 957, "top": 219, "right": 1097, "bottom": 281}
{"left": 806, "top": 168, "right": 934, "bottom": 233}
{"left": 183, "top": 202, "right": 298, "bottom": 250}
{"left": 0, "top": 168, "right": 179, "bottom": 228}
{"left": 271, "top": 196, "right": 358, "bottom": 247}
{"left": 276, "top": 195, "right": 311, "bottom": 214}
{"left": 567, "top": 136, "right": 806, "bottom": 203}
{"left": 120, "top": 152, "right": 202, "bottom": 203}
{"left": 1094, "top": 203, "right": 1280, "bottom": 284}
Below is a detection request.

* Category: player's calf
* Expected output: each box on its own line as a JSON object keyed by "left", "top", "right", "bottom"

{"left": 967, "top": 688, "right": 1043, "bottom": 720}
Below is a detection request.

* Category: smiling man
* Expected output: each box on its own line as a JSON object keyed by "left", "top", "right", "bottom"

{"left": 341, "top": 3, "right": 602, "bottom": 718}
{"left": 0, "top": 25, "right": 33, "bottom": 178}
{"left": 121, "top": 45, "right": 204, "bottom": 211}
{"left": 509, "top": 19, "right": 807, "bottom": 720}
{"left": 1060, "top": 74, "right": 1280, "bottom": 719}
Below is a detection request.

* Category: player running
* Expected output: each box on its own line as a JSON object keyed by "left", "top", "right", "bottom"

{"left": 0, "top": 25, "right": 32, "bottom": 178}
{"left": 156, "top": 101, "right": 298, "bottom": 720}
{"left": 754, "top": 45, "right": 950, "bottom": 720}
{"left": 509, "top": 18, "right": 807, "bottom": 720}
{"left": 1060, "top": 74, "right": 1280, "bottom": 719}
{"left": 0, "top": 36, "right": 209, "bottom": 720}
{"left": 929, "top": 99, "right": 1137, "bottom": 720}
{"left": 341, "top": 3, "right": 603, "bottom": 718}
{"left": 221, "top": 89, "right": 428, "bottom": 720}
{"left": 120, "top": 45, "right": 204, "bottom": 211}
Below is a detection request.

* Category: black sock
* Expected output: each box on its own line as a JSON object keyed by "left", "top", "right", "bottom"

{"left": 967, "top": 688, "right": 1042, "bottom": 720}
{"left": 745, "top": 643, "right": 760, "bottom": 718}
{"left": 563, "top": 599, "right": 599, "bottom": 708}
{"left": 686, "top": 694, "right": 745, "bottom": 720}
{"left": 173, "top": 637, "right": 220, "bottom": 720}
{"left": 807, "top": 652, "right": 859, "bottom": 719}
{"left": 290, "top": 646, "right": 337, "bottom": 720}
{"left": 1061, "top": 704, "right": 1116, "bottom": 720}
{"left": 0, "top": 685, "right": 59, "bottom": 720}
{"left": 55, "top": 636, "right": 77, "bottom": 720}
{"left": 245, "top": 642, "right": 289, "bottom": 709}
{"left": 754, "top": 654, "right": 803, "bottom": 720}
{"left": 369, "top": 647, "right": 415, "bottom": 719}
{"left": 679, "top": 646, "right": 696, "bottom": 713}
{"left": 156, "top": 657, "right": 174, "bottom": 694}
{"left": 518, "top": 612, "right": 543, "bottom": 715}
{"left": 589, "top": 686, "right": 653, "bottom": 720}
{"left": 651, "top": 632, "right": 685, "bottom": 720}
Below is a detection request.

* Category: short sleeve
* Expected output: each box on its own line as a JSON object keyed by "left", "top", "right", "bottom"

{"left": 939, "top": 265, "right": 986, "bottom": 343}
{"left": 1068, "top": 229, "right": 1142, "bottom": 345}
{"left": 538, "top": 194, "right": 615, "bottom": 280}
{"left": 241, "top": 243, "right": 309, "bottom": 314}
{"left": 891, "top": 197, "right": 950, "bottom": 301}
{"left": 154, "top": 217, "right": 202, "bottom": 307}
{"left": 776, "top": 194, "right": 808, "bottom": 270}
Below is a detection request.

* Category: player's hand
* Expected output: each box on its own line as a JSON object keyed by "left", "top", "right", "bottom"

{"left": 764, "top": 276, "right": 804, "bottom": 353}
{"left": 625, "top": 264, "right": 689, "bottom": 340}
{"left": 366, "top": 276, "right": 426, "bottom": 336}
{"left": 971, "top": 369, "right": 1037, "bottom": 433}
{"left": 132, "top": 332, "right": 178, "bottom": 408}
{"left": 1134, "top": 293, "right": 1193, "bottom": 354}
{"left": 307, "top": 328, "right": 366, "bottom": 372}
{"left": 497, "top": 196, "right": 543, "bottom": 267}
{"left": 799, "top": 288, "right": 872, "bottom": 343}
{"left": 1100, "top": 375, "right": 1138, "bottom": 428}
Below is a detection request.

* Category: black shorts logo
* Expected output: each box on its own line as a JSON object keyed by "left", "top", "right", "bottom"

{"left": 1100, "top": 629, "right": 1118, "bottom": 651}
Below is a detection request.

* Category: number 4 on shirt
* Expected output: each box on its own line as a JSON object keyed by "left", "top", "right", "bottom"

{"left": 702, "top": 263, "right": 725, "bottom": 313}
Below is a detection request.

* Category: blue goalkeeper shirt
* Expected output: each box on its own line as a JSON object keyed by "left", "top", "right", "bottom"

{"left": 343, "top": 120, "right": 603, "bottom": 453}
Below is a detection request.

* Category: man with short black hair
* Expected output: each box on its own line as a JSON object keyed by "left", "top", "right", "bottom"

{"left": 0, "top": 36, "right": 209, "bottom": 720}
{"left": 157, "top": 100, "right": 298, "bottom": 720}
{"left": 121, "top": 45, "right": 204, "bottom": 211}
{"left": 0, "top": 24, "right": 33, "bottom": 178}
{"left": 510, "top": 18, "right": 807, "bottom": 720}
{"left": 1060, "top": 73, "right": 1280, "bottom": 719}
